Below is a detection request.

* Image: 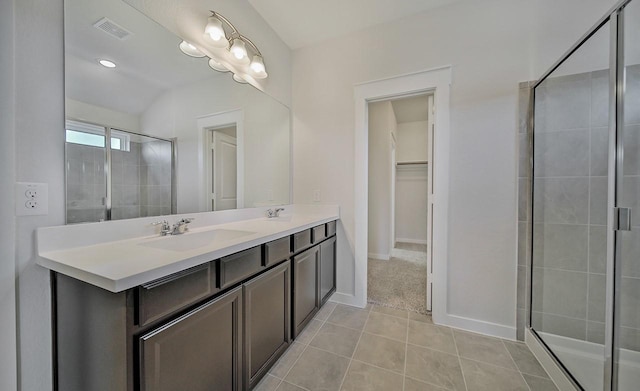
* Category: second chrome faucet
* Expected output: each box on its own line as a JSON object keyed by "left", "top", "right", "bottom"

{"left": 266, "top": 208, "right": 285, "bottom": 218}
{"left": 152, "top": 218, "right": 195, "bottom": 236}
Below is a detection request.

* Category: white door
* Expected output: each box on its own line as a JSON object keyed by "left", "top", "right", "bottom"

{"left": 212, "top": 131, "right": 237, "bottom": 211}
{"left": 426, "top": 95, "right": 435, "bottom": 311}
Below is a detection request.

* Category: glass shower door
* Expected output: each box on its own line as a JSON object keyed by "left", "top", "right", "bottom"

{"left": 531, "top": 19, "right": 612, "bottom": 391}
{"left": 615, "top": 1, "right": 640, "bottom": 388}
{"left": 110, "top": 132, "right": 173, "bottom": 220}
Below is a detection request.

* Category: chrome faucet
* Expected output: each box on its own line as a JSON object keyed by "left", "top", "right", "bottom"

{"left": 152, "top": 220, "right": 171, "bottom": 236}
{"left": 152, "top": 218, "right": 195, "bottom": 236}
{"left": 266, "top": 208, "right": 285, "bottom": 218}
{"left": 171, "top": 218, "right": 195, "bottom": 235}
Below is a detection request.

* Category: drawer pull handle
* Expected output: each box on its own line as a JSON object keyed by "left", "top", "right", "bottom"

{"left": 142, "top": 264, "right": 209, "bottom": 290}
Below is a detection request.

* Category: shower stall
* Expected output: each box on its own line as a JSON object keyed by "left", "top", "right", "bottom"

{"left": 65, "top": 119, "right": 175, "bottom": 224}
{"left": 528, "top": 0, "right": 639, "bottom": 390}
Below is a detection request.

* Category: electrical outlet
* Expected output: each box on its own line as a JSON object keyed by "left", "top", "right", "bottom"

{"left": 313, "top": 190, "right": 321, "bottom": 202}
{"left": 16, "top": 182, "right": 48, "bottom": 216}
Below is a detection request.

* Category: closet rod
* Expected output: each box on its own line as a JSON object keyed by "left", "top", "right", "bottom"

{"left": 396, "top": 161, "right": 428, "bottom": 166}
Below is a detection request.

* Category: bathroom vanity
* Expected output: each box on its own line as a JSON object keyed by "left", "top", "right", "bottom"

{"left": 37, "top": 205, "right": 338, "bottom": 391}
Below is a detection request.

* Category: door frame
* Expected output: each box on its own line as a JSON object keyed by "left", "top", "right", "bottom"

{"left": 197, "top": 109, "right": 244, "bottom": 211}
{"left": 353, "top": 66, "right": 451, "bottom": 325}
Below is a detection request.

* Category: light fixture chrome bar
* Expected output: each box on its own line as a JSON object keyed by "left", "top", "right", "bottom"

{"left": 210, "top": 11, "right": 263, "bottom": 56}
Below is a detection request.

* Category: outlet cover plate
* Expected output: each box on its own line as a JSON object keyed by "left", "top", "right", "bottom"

{"left": 15, "top": 182, "right": 48, "bottom": 216}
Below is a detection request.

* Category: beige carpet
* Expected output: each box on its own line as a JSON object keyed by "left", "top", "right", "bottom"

{"left": 367, "top": 246, "right": 428, "bottom": 314}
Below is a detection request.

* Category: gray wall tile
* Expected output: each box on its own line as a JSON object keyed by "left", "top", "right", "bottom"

{"left": 532, "top": 268, "right": 587, "bottom": 319}
{"left": 620, "top": 277, "right": 640, "bottom": 329}
{"left": 590, "top": 127, "right": 609, "bottom": 177}
{"left": 533, "top": 224, "right": 588, "bottom": 272}
{"left": 589, "top": 226, "right": 607, "bottom": 274}
{"left": 589, "top": 177, "right": 608, "bottom": 226}
{"left": 590, "top": 70, "right": 609, "bottom": 128}
{"left": 534, "top": 130, "right": 589, "bottom": 177}
{"left": 587, "top": 274, "right": 606, "bottom": 323}
{"left": 534, "top": 178, "right": 589, "bottom": 224}
{"left": 531, "top": 311, "right": 586, "bottom": 340}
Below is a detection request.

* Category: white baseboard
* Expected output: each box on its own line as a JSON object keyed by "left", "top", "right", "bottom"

{"left": 436, "top": 313, "right": 517, "bottom": 340}
{"left": 395, "top": 238, "right": 428, "bottom": 245}
{"left": 329, "top": 292, "right": 367, "bottom": 308}
{"left": 367, "top": 252, "right": 389, "bottom": 261}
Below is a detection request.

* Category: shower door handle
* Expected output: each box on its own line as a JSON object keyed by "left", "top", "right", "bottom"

{"left": 614, "top": 207, "right": 632, "bottom": 231}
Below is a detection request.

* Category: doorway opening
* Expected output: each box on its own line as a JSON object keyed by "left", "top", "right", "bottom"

{"left": 206, "top": 125, "right": 238, "bottom": 211}
{"left": 352, "top": 67, "right": 450, "bottom": 326}
{"left": 367, "top": 93, "right": 434, "bottom": 314}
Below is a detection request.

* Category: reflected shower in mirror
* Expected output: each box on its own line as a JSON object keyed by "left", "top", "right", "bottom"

{"left": 64, "top": 0, "right": 291, "bottom": 223}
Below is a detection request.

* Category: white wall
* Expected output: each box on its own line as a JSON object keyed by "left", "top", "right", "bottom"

{"left": 66, "top": 99, "right": 141, "bottom": 132}
{"left": 140, "top": 75, "right": 290, "bottom": 213}
{"left": 0, "top": 0, "right": 18, "bottom": 389}
{"left": 396, "top": 121, "right": 428, "bottom": 162}
{"left": 395, "top": 121, "right": 429, "bottom": 243}
{"left": 367, "top": 101, "right": 396, "bottom": 258}
{"left": 395, "top": 166, "right": 428, "bottom": 243}
{"left": 292, "top": 0, "right": 617, "bottom": 333}
{"left": 13, "top": 0, "right": 66, "bottom": 389}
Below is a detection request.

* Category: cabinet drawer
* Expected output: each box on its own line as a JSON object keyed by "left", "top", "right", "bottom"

{"left": 293, "top": 229, "right": 312, "bottom": 253}
{"left": 220, "top": 246, "right": 263, "bottom": 290}
{"left": 312, "top": 225, "right": 326, "bottom": 244}
{"left": 138, "top": 263, "right": 214, "bottom": 327}
{"left": 265, "top": 236, "right": 291, "bottom": 267}
{"left": 327, "top": 221, "right": 337, "bottom": 236}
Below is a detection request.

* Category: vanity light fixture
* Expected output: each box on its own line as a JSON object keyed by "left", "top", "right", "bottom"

{"left": 208, "top": 57, "right": 229, "bottom": 73}
{"left": 99, "top": 59, "right": 116, "bottom": 68}
{"left": 178, "top": 40, "right": 206, "bottom": 58}
{"left": 183, "top": 10, "right": 268, "bottom": 82}
{"left": 232, "top": 73, "right": 248, "bottom": 84}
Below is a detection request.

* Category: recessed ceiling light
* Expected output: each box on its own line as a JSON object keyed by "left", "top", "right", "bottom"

{"left": 99, "top": 59, "right": 116, "bottom": 68}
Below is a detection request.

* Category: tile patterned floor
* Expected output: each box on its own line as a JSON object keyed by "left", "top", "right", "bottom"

{"left": 254, "top": 303, "right": 558, "bottom": 391}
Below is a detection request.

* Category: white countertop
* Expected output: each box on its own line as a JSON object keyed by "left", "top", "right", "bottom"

{"left": 37, "top": 204, "right": 339, "bottom": 292}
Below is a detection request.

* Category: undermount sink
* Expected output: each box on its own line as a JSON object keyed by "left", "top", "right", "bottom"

{"left": 262, "top": 215, "right": 294, "bottom": 222}
{"left": 139, "top": 229, "right": 256, "bottom": 252}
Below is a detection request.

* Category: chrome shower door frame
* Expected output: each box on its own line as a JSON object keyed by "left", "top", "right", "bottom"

{"left": 528, "top": 1, "right": 633, "bottom": 390}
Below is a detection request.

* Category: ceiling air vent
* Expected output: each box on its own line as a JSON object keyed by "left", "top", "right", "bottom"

{"left": 93, "top": 17, "right": 132, "bottom": 41}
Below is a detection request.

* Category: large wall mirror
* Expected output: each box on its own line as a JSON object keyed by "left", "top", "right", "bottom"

{"left": 64, "top": 0, "right": 291, "bottom": 224}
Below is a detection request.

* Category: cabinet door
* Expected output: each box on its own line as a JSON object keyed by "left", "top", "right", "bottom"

{"left": 293, "top": 246, "right": 320, "bottom": 337}
{"left": 139, "top": 287, "right": 243, "bottom": 391}
{"left": 244, "top": 262, "right": 291, "bottom": 389}
{"left": 319, "top": 236, "right": 336, "bottom": 305}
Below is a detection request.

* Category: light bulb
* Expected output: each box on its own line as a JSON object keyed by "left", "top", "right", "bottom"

{"left": 178, "top": 41, "right": 205, "bottom": 58}
{"left": 250, "top": 55, "right": 265, "bottom": 73}
{"left": 205, "top": 16, "right": 225, "bottom": 41}
{"left": 230, "top": 39, "right": 247, "bottom": 60}
{"left": 208, "top": 57, "right": 229, "bottom": 73}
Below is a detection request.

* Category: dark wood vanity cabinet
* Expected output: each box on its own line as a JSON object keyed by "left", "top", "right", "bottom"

{"left": 292, "top": 245, "right": 320, "bottom": 337}
{"left": 54, "top": 219, "right": 337, "bottom": 391}
{"left": 320, "top": 235, "right": 337, "bottom": 305}
{"left": 139, "top": 287, "right": 243, "bottom": 391}
{"left": 243, "top": 261, "right": 291, "bottom": 389}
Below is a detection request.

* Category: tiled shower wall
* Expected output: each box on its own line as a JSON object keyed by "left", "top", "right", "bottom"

{"left": 516, "top": 66, "right": 640, "bottom": 350}
{"left": 66, "top": 140, "right": 172, "bottom": 223}
{"left": 139, "top": 140, "right": 172, "bottom": 217}
{"left": 66, "top": 143, "right": 106, "bottom": 223}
